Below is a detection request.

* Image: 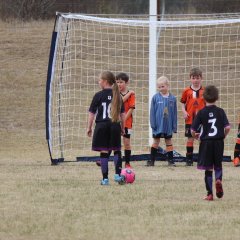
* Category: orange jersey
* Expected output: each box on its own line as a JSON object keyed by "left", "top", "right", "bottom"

{"left": 180, "top": 86, "right": 205, "bottom": 124}
{"left": 121, "top": 91, "right": 135, "bottom": 129}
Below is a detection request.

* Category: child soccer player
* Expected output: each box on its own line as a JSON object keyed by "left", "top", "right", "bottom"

{"left": 233, "top": 116, "right": 240, "bottom": 167}
{"left": 191, "top": 85, "right": 230, "bottom": 201}
{"left": 180, "top": 67, "right": 205, "bottom": 166}
{"left": 116, "top": 73, "right": 135, "bottom": 168}
{"left": 146, "top": 76, "right": 177, "bottom": 167}
{"left": 87, "top": 71, "right": 126, "bottom": 185}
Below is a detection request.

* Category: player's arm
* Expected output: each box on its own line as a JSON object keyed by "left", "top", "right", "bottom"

{"left": 191, "top": 113, "right": 201, "bottom": 140}
{"left": 122, "top": 90, "right": 135, "bottom": 102}
{"left": 224, "top": 125, "right": 230, "bottom": 138}
{"left": 87, "top": 112, "right": 95, "bottom": 137}
{"left": 181, "top": 103, "right": 189, "bottom": 120}
{"left": 125, "top": 108, "right": 134, "bottom": 121}
{"left": 172, "top": 98, "right": 178, "bottom": 133}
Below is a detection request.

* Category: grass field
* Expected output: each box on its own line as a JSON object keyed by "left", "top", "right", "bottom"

{"left": 0, "top": 19, "right": 240, "bottom": 239}
{"left": 1, "top": 160, "right": 240, "bottom": 240}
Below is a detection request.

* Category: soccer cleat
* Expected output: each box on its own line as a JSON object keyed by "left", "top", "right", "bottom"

{"left": 101, "top": 179, "right": 109, "bottom": 185}
{"left": 168, "top": 160, "right": 176, "bottom": 167}
{"left": 125, "top": 163, "right": 132, "bottom": 168}
{"left": 51, "top": 159, "right": 59, "bottom": 166}
{"left": 96, "top": 160, "right": 101, "bottom": 167}
{"left": 216, "top": 179, "right": 224, "bottom": 198}
{"left": 203, "top": 194, "right": 213, "bottom": 201}
{"left": 114, "top": 174, "right": 125, "bottom": 185}
{"left": 233, "top": 157, "right": 240, "bottom": 167}
{"left": 185, "top": 160, "right": 193, "bottom": 166}
{"left": 146, "top": 160, "right": 154, "bottom": 166}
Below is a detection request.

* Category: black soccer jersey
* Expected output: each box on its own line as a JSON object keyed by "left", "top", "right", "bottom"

{"left": 89, "top": 88, "right": 124, "bottom": 122}
{"left": 191, "top": 105, "right": 230, "bottom": 141}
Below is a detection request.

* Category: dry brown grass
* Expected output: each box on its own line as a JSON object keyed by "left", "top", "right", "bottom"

{"left": 0, "top": 160, "right": 240, "bottom": 240}
{"left": 1, "top": 19, "right": 240, "bottom": 240}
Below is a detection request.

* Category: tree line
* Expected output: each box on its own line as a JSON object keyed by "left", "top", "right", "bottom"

{"left": 0, "top": 0, "right": 239, "bottom": 21}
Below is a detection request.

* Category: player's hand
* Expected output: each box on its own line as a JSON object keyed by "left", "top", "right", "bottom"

{"left": 129, "top": 90, "right": 135, "bottom": 95}
{"left": 87, "top": 128, "right": 92, "bottom": 137}
{"left": 194, "top": 132, "right": 200, "bottom": 140}
{"left": 183, "top": 111, "right": 189, "bottom": 119}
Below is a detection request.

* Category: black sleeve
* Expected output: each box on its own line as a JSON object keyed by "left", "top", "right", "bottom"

{"left": 89, "top": 93, "right": 99, "bottom": 114}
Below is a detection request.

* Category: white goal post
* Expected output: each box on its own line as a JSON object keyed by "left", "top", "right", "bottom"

{"left": 46, "top": 12, "right": 240, "bottom": 162}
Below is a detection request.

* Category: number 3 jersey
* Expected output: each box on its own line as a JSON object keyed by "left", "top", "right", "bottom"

{"left": 89, "top": 88, "right": 124, "bottom": 122}
{"left": 191, "top": 105, "right": 230, "bottom": 141}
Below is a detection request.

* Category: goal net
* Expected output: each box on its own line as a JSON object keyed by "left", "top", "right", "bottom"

{"left": 46, "top": 13, "right": 240, "bottom": 162}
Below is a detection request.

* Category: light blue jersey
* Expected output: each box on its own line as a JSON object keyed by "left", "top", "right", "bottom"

{"left": 150, "top": 93, "right": 177, "bottom": 136}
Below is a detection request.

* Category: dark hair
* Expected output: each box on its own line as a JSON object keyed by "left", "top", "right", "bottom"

{"left": 116, "top": 72, "right": 129, "bottom": 82}
{"left": 203, "top": 85, "right": 219, "bottom": 103}
{"left": 100, "top": 71, "right": 122, "bottom": 122}
{"left": 190, "top": 67, "right": 202, "bottom": 78}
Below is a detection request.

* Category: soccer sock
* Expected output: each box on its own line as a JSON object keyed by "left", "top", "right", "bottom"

{"left": 186, "top": 140, "right": 194, "bottom": 161}
{"left": 166, "top": 144, "right": 173, "bottom": 161}
{"left": 100, "top": 152, "right": 109, "bottom": 179}
{"left": 124, "top": 149, "right": 131, "bottom": 164}
{"left": 234, "top": 138, "right": 240, "bottom": 158}
{"left": 114, "top": 151, "right": 122, "bottom": 175}
{"left": 150, "top": 146, "right": 158, "bottom": 162}
{"left": 205, "top": 170, "right": 213, "bottom": 195}
{"left": 215, "top": 169, "right": 223, "bottom": 181}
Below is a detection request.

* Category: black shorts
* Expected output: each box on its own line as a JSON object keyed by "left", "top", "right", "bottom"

{"left": 123, "top": 127, "right": 132, "bottom": 139}
{"left": 92, "top": 121, "right": 121, "bottom": 151}
{"left": 152, "top": 133, "right": 172, "bottom": 139}
{"left": 197, "top": 140, "right": 224, "bottom": 170}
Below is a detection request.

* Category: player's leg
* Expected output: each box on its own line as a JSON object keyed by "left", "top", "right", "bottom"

{"left": 165, "top": 137, "right": 175, "bottom": 166}
{"left": 198, "top": 141, "right": 214, "bottom": 200}
{"left": 185, "top": 124, "right": 194, "bottom": 166}
{"left": 92, "top": 122, "right": 111, "bottom": 185}
{"left": 146, "top": 137, "right": 160, "bottom": 166}
{"left": 123, "top": 132, "right": 132, "bottom": 168}
{"left": 214, "top": 140, "right": 224, "bottom": 198}
{"left": 233, "top": 128, "right": 240, "bottom": 167}
{"left": 110, "top": 122, "right": 125, "bottom": 184}
{"left": 204, "top": 170, "right": 213, "bottom": 201}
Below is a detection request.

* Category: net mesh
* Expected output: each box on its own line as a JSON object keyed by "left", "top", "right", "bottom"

{"left": 48, "top": 13, "right": 240, "bottom": 160}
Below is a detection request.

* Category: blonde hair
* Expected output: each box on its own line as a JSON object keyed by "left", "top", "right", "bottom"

{"left": 100, "top": 71, "right": 122, "bottom": 122}
{"left": 157, "top": 76, "right": 169, "bottom": 85}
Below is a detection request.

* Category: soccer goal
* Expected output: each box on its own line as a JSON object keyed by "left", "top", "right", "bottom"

{"left": 46, "top": 12, "right": 240, "bottom": 162}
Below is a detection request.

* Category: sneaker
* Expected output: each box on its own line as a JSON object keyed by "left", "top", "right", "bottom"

{"left": 125, "top": 163, "right": 132, "bottom": 168}
{"left": 204, "top": 194, "right": 213, "bottom": 201}
{"left": 146, "top": 160, "right": 154, "bottom": 166}
{"left": 168, "top": 160, "right": 176, "bottom": 167}
{"left": 185, "top": 160, "right": 193, "bottom": 166}
{"left": 51, "top": 159, "right": 59, "bottom": 165}
{"left": 96, "top": 160, "right": 101, "bottom": 167}
{"left": 114, "top": 174, "right": 125, "bottom": 185}
{"left": 101, "top": 179, "right": 109, "bottom": 185}
{"left": 233, "top": 157, "right": 240, "bottom": 167}
{"left": 216, "top": 179, "right": 224, "bottom": 198}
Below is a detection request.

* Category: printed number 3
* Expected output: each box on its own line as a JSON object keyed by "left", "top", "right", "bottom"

{"left": 208, "top": 118, "right": 217, "bottom": 137}
{"left": 102, "top": 102, "right": 111, "bottom": 119}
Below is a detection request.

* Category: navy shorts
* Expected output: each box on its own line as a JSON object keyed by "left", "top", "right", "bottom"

{"left": 92, "top": 121, "right": 121, "bottom": 151}
{"left": 197, "top": 139, "right": 224, "bottom": 170}
{"left": 152, "top": 133, "right": 172, "bottom": 139}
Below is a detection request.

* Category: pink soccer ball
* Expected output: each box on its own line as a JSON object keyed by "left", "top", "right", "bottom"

{"left": 121, "top": 168, "right": 135, "bottom": 184}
